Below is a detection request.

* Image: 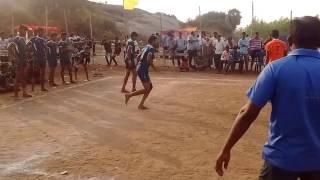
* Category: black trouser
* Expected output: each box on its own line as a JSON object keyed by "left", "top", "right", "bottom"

{"left": 214, "top": 54, "right": 222, "bottom": 71}
{"left": 259, "top": 162, "right": 320, "bottom": 180}
{"left": 188, "top": 50, "right": 197, "bottom": 69}
{"left": 175, "top": 50, "right": 184, "bottom": 67}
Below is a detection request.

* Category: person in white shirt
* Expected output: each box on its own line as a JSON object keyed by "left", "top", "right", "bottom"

{"left": 0, "top": 32, "right": 8, "bottom": 62}
{"left": 187, "top": 31, "right": 199, "bottom": 69}
{"left": 214, "top": 35, "right": 226, "bottom": 73}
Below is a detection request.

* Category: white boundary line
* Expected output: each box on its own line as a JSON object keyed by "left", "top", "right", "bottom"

{"left": 0, "top": 77, "right": 113, "bottom": 110}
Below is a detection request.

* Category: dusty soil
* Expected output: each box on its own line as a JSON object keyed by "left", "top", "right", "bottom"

{"left": 0, "top": 56, "right": 270, "bottom": 180}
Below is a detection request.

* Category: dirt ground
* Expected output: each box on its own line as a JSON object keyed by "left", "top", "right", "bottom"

{"left": 0, "top": 56, "right": 271, "bottom": 180}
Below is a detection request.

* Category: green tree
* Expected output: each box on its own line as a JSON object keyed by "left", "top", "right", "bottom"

{"left": 239, "top": 18, "right": 290, "bottom": 39}
{"left": 185, "top": 9, "right": 242, "bottom": 35}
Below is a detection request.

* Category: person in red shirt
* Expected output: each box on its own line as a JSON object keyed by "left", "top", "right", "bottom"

{"left": 265, "top": 30, "right": 288, "bottom": 63}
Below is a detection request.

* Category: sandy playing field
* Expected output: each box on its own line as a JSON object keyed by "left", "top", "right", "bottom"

{"left": 0, "top": 58, "right": 270, "bottom": 180}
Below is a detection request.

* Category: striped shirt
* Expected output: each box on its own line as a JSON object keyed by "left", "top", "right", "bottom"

{"left": 249, "top": 37, "right": 263, "bottom": 50}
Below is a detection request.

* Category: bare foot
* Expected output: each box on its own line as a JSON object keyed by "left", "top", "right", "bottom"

{"left": 125, "top": 94, "right": 130, "bottom": 105}
{"left": 138, "top": 105, "right": 149, "bottom": 110}
{"left": 121, "top": 89, "right": 129, "bottom": 93}
{"left": 132, "top": 89, "right": 136, "bottom": 92}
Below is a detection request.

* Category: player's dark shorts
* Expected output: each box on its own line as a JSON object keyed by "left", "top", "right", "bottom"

{"left": 15, "top": 58, "right": 28, "bottom": 70}
{"left": 259, "top": 161, "right": 320, "bottom": 180}
{"left": 60, "top": 56, "right": 71, "bottom": 66}
{"left": 137, "top": 66, "right": 150, "bottom": 82}
{"left": 48, "top": 57, "right": 58, "bottom": 68}
{"left": 125, "top": 60, "right": 136, "bottom": 70}
{"left": 34, "top": 56, "right": 47, "bottom": 68}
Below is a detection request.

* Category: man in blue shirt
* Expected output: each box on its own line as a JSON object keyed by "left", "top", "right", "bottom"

{"left": 238, "top": 32, "right": 249, "bottom": 72}
{"left": 215, "top": 16, "right": 320, "bottom": 180}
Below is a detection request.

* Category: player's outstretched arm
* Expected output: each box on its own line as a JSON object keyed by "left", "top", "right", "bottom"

{"left": 215, "top": 101, "right": 262, "bottom": 176}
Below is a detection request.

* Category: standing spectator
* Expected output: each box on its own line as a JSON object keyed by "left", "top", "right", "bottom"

{"left": 249, "top": 32, "right": 264, "bottom": 70}
{"left": 121, "top": 32, "right": 140, "bottom": 93}
{"left": 201, "top": 38, "right": 211, "bottom": 70}
{"left": 215, "top": 16, "right": 320, "bottom": 180}
{"left": 175, "top": 32, "right": 187, "bottom": 67}
{"left": 214, "top": 35, "right": 226, "bottom": 73}
{"left": 238, "top": 32, "right": 249, "bottom": 72}
{"left": 220, "top": 45, "right": 231, "bottom": 71}
{"left": 208, "top": 39, "right": 215, "bottom": 69}
{"left": 265, "top": 29, "right": 288, "bottom": 64}
{"left": 101, "top": 36, "right": 112, "bottom": 66}
{"left": 33, "top": 28, "right": 48, "bottom": 92}
{"left": 187, "top": 31, "right": 199, "bottom": 69}
{"left": 162, "top": 33, "right": 170, "bottom": 60}
{"left": 0, "top": 32, "right": 8, "bottom": 62}
{"left": 210, "top": 32, "right": 218, "bottom": 45}
{"left": 59, "top": 32, "right": 75, "bottom": 84}
{"left": 168, "top": 34, "right": 177, "bottom": 66}
{"left": 47, "top": 33, "right": 59, "bottom": 87}
{"left": 13, "top": 25, "right": 32, "bottom": 98}
{"left": 109, "top": 36, "right": 122, "bottom": 66}
{"left": 227, "top": 37, "right": 237, "bottom": 50}
{"left": 92, "top": 37, "right": 96, "bottom": 56}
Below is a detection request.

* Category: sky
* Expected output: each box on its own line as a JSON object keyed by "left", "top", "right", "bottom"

{"left": 93, "top": 0, "right": 320, "bottom": 27}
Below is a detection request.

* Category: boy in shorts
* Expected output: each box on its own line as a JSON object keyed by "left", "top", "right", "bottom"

{"left": 121, "top": 32, "right": 140, "bottom": 93}
{"left": 47, "top": 33, "right": 59, "bottom": 86}
{"left": 59, "top": 32, "right": 75, "bottom": 84}
{"left": 125, "top": 35, "right": 158, "bottom": 110}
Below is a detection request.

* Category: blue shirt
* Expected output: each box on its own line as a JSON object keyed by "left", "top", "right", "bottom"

{"left": 247, "top": 48, "right": 320, "bottom": 171}
{"left": 47, "top": 40, "right": 58, "bottom": 60}
{"left": 238, "top": 38, "right": 249, "bottom": 54}
{"left": 137, "top": 44, "right": 155, "bottom": 73}
{"left": 13, "top": 36, "right": 27, "bottom": 61}
{"left": 33, "top": 37, "right": 47, "bottom": 58}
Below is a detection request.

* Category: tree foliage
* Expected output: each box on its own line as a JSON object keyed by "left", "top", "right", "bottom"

{"left": 185, "top": 9, "right": 242, "bottom": 35}
{"left": 238, "top": 18, "right": 290, "bottom": 39}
